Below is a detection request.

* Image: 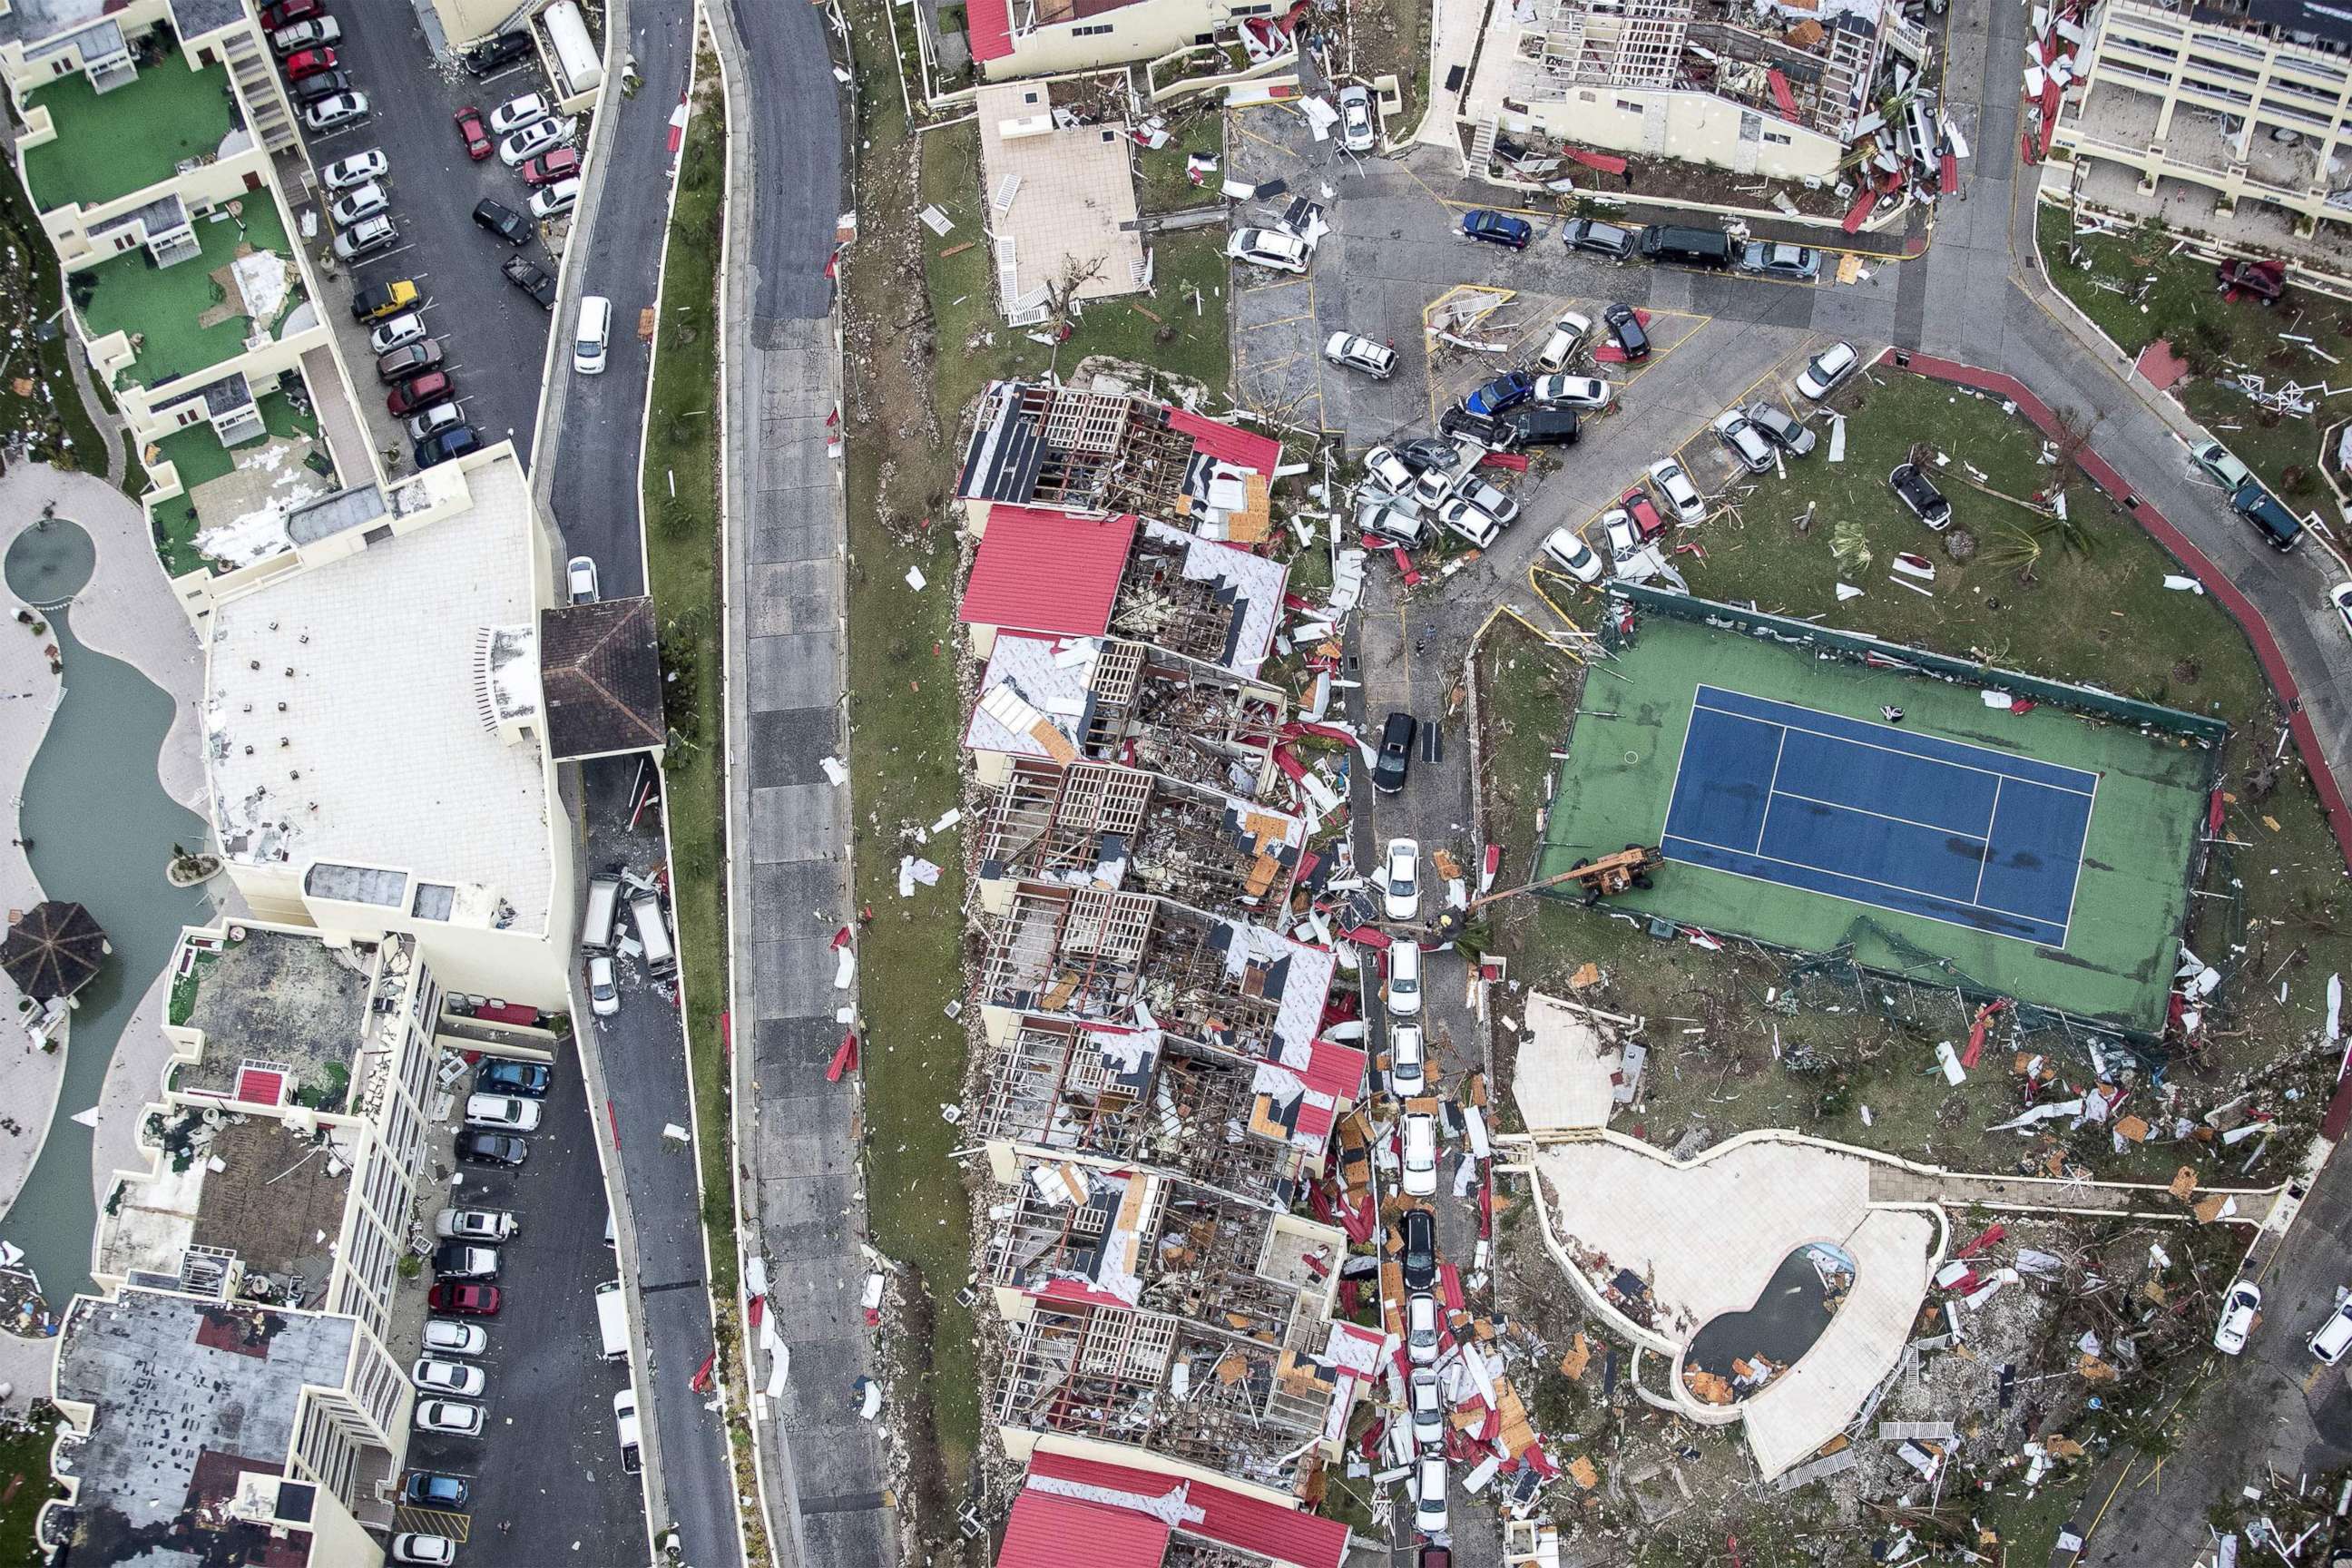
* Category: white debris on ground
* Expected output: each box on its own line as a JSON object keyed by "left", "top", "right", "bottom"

{"left": 230, "top": 251, "right": 294, "bottom": 329}
{"left": 190, "top": 444, "right": 330, "bottom": 568}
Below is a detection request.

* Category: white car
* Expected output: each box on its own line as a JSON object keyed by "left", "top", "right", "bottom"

{"left": 1406, "top": 1289, "right": 1442, "bottom": 1366}
{"left": 1795, "top": 340, "right": 1858, "bottom": 400}
{"left": 2309, "top": 1298, "right": 2352, "bottom": 1365}
{"left": 1533, "top": 373, "right": 1612, "bottom": 409}
{"left": 1384, "top": 838, "right": 1421, "bottom": 922}
{"left": 465, "top": 1093, "right": 543, "bottom": 1132}
{"left": 568, "top": 554, "right": 600, "bottom": 604}
{"left": 1338, "top": 83, "right": 1378, "bottom": 153}
{"left": 530, "top": 177, "right": 583, "bottom": 220}
{"left": 1600, "top": 506, "right": 1642, "bottom": 561}
{"left": 1408, "top": 1365, "right": 1446, "bottom": 1448}
{"left": 407, "top": 403, "right": 464, "bottom": 443}
{"left": 331, "top": 213, "right": 397, "bottom": 260}
{"left": 1534, "top": 312, "right": 1592, "bottom": 374}
{"left": 414, "top": 1399, "right": 485, "bottom": 1436}
{"left": 302, "top": 93, "right": 370, "bottom": 132}
{"left": 1324, "top": 331, "right": 1396, "bottom": 378}
{"left": 1415, "top": 1453, "right": 1448, "bottom": 1536}
{"left": 1389, "top": 1022, "right": 1426, "bottom": 1096}
{"left": 1541, "top": 525, "right": 1606, "bottom": 583}
{"left": 1648, "top": 457, "right": 1706, "bottom": 524}
{"left": 489, "top": 93, "right": 552, "bottom": 136}
{"left": 1387, "top": 939, "right": 1422, "bottom": 1019}
{"left": 500, "top": 116, "right": 576, "bottom": 168}
{"left": 368, "top": 312, "right": 426, "bottom": 356}
{"left": 1227, "top": 226, "right": 1309, "bottom": 274}
{"left": 328, "top": 181, "right": 387, "bottom": 227}
{"left": 1438, "top": 496, "right": 1501, "bottom": 549}
{"left": 588, "top": 952, "right": 620, "bottom": 1016}
{"left": 435, "top": 1207, "right": 518, "bottom": 1242}
{"left": 1409, "top": 453, "right": 1464, "bottom": 513}
{"left": 319, "top": 149, "right": 387, "bottom": 191}
{"left": 411, "top": 1357, "right": 486, "bottom": 1396}
{"left": 2213, "top": 1281, "right": 2261, "bottom": 1355}
{"left": 2328, "top": 582, "right": 2352, "bottom": 642}
{"left": 1362, "top": 445, "right": 1418, "bottom": 496}
{"left": 2190, "top": 438, "right": 2254, "bottom": 492}
{"left": 1401, "top": 1111, "right": 1438, "bottom": 1196}
{"left": 1712, "top": 408, "right": 1775, "bottom": 474}
{"left": 391, "top": 1536, "right": 457, "bottom": 1568}
{"left": 423, "top": 1319, "right": 486, "bottom": 1357}
{"left": 1454, "top": 476, "right": 1519, "bottom": 527}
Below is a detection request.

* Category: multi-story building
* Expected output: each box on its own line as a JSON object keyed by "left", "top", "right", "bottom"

{"left": 2053, "top": 0, "right": 2352, "bottom": 255}
{"left": 960, "top": 0, "right": 1288, "bottom": 82}
{"left": 3, "top": 0, "right": 381, "bottom": 587}
{"left": 188, "top": 445, "right": 582, "bottom": 1006}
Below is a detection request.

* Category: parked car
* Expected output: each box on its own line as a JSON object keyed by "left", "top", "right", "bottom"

{"left": 328, "top": 181, "right": 387, "bottom": 228}
{"left": 414, "top": 425, "right": 478, "bottom": 470}
{"left": 260, "top": 0, "right": 325, "bottom": 25}
{"left": 1532, "top": 373, "right": 1611, "bottom": 409}
{"left": 2231, "top": 478, "right": 2303, "bottom": 551}
{"left": 1541, "top": 525, "right": 1605, "bottom": 583}
{"left": 270, "top": 17, "right": 340, "bottom": 53}
{"left": 1712, "top": 408, "right": 1776, "bottom": 473}
{"left": 1562, "top": 218, "right": 1636, "bottom": 258}
{"left": 414, "top": 1400, "right": 485, "bottom": 1437}
{"left": 386, "top": 372, "right": 453, "bottom": 419}
{"left": 302, "top": 93, "right": 370, "bottom": 132}
{"left": 2189, "top": 438, "right": 2254, "bottom": 492}
{"left": 320, "top": 149, "right": 387, "bottom": 191}
{"left": 1534, "top": 311, "right": 1592, "bottom": 374}
{"left": 1338, "top": 83, "right": 1378, "bottom": 152}
{"left": 2331, "top": 581, "right": 2352, "bottom": 642}
{"left": 281, "top": 46, "right": 338, "bottom": 81}
{"left": 1508, "top": 407, "right": 1580, "bottom": 447}
{"left": 1324, "top": 331, "right": 1396, "bottom": 378}
{"left": 430, "top": 1243, "right": 499, "bottom": 1280}
{"left": 465, "top": 30, "right": 536, "bottom": 75}
{"left": 376, "top": 341, "right": 443, "bottom": 385}
{"left": 426, "top": 1282, "right": 501, "bottom": 1316}
{"left": 1439, "top": 497, "right": 1501, "bottom": 549}
{"left": 1600, "top": 506, "right": 1641, "bottom": 561}
{"left": 1439, "top": 405, "right": 1513, "bottom": 447}
{"left": 1374, "top": 710, "right": 1416, "bottom": 794}
{"left": 502, "top": 255, "right": 557, "bottom": 309}
{"left": 368, "top": 312, "right": 426, "bottom": 356}
{"left": 1390, "top": 1022, "right": 1426, "bottom": 1096}
{"left": 1602, "top": 301, "right": 1649, "bottom": 360}
{"left": 588, "top": 952, "right": 620, "bottom": 1016}
{"left": 490, "top": 93, "right": 553, "bottom": 135}
{"left": 1402, "top": 1112, "right": 1438, "bottom": 1196}
{"left": 1739, "top": 240, "right": 1820, "bottom": 281}
{"left": 1397, "top": 1207, "right": 1436, "bottom": 1291}
{"left": 1649, "top": 457, "right": 1705, "bottom": 524}
{"left": 1384, "top": 838, "right": 1422, "bottom": 922}
{"left": 422, "top": 1320, "right": 486, "bottom": 1356}
{"left": 1408, "top": 1366, "right": 1446, "bottom": 1448}
{"left": 472, "top": 198, "right": 533, "bottom": 246}
{"left": 435, "top": 1207, "right": 518, "bottom": 1242}
{"left": 569, "top": 554, "right": 601, "bottom": 603}
{"left": 1745, "top": 401, "right": 1816, "bottom": 456}
{"left": 1621, "top": 487, "right": 1668, "bottom": 541}
{"left": 478, "top": 1059, "right": 551, "bottom": 1097}
{"left": 1454, "top": 475, "right": 1518, "bottom": 527}
{"left": 1363, "top": 446, "right": 1418, "bottom": 496}
{"left": 1888, "top": 462, "right": 1954, "bottom": 530}
{"left": 1357, "top": 495, "right": 1426, "bottom": 549}
{"left": 1387, "top": 938, "right": 1423, "bottom": 1019}
{"left": 1409, "top": 449, "right": 1466, "bottom": 512}
{"left": 1461, "top": 209, "right": 1532, "bottom": 249}
{"left": 334, "top": 214, "right": 399, "bottom": 261}
{"left": 1227, "top": 227, "right": 1309, "bottom": 273}
{"left": 411, "top": 1357, "right": 486, "bottom": 1396}
{"left": 1464, "top": 369, "right": 1535, "bottom": 418}
{"left": 530, "top": 178, "right": 583, "bottom": 220}
{"left": 1415, "top": 1453, "right": 1449, "bottom": 1536}
{"left": 1395, "top": 437, "right": 1461, "bottom": 472}
{"left": 392, "top": 1536, "right": 457, "bottom": 1568}
{"left": 500, "top": 115, "right": 575, "bottom": 167}
{"left": 2214, "top": 1281, "right": 2262, "bottom": 1354}
{"left": 456, "top": 1129, "right": 527, "bottom": 1166}
{"left": 290, "top": 70, "right": 356, "bottom": 106}
{"left": 406, "top": 403, "right": 465, "bottom": 444}
{"left": 399, "top": 1473, "right": 471, "bottom": 1509}
{"left": 453, "top": 104, "right": 494, "bottom": 160}
{"left": 1406, "top": 1290, "right": 1442, "bottom": 1366}
{"left": 522, "top": 147, "right": 583, "bottom": 187}
{"left": 350, "top": 279, "right": 417, "bottom": 323}
{"left": 2309, "top": 1298, "right": 2352, "bottom": 1365}
{"left": 1796, "top": 340, "right": 1858, "bottom": 399}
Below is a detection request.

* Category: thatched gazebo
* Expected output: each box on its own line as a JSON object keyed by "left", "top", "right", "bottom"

{"left": 1, "top": 900, "right": 109, "bottom": 1002}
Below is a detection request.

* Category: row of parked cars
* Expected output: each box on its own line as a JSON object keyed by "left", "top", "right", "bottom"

{"left": 1460, "top": 208, "right": 1826, "bottom": 282}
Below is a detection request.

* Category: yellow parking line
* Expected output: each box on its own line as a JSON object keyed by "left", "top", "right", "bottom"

{"left": 1248, "top": 312, "right": 1320, "bottom": 330}
{"left": 1229, "top": 117, "right": 1302, "bottom": 161}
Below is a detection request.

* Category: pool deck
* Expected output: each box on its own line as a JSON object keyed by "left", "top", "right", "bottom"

{"left": 0, "top": 462, "right": 236, "bottom": 1409}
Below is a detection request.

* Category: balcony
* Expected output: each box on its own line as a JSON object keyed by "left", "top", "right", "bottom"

{"left": 74, "top": 191, "right": 305, "bottom": 395}
{"left": 18, "top": 59, "right": 240, "bottom": 213}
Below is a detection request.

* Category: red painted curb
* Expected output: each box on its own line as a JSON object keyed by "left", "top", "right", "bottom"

{"left": 1879, "top": 349, "right": 2352, "bottom": 874}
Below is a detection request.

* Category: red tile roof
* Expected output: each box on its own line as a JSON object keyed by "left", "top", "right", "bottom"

{"left": 958, "top": 507, "right": 1138, "bottom": 638}
{"left": 1024, "top": 1450, "right": 1351, "bottom": 1568}
{"left": 996, "top": 1490, "right": 1168, "bottom": 1568}
{"left": 1165, "top": 407, "right": 1282, "bottom": 475}
{"left": 966, "top": 0, "right": 1015, "bottom": 60}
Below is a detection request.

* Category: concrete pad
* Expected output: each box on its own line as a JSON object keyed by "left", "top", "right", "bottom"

{"left": 750, "top": 515, "right": 835, "bottom": 565}
{"left": 787, "top": 1410, "right": 890, "bottom": 1496}
{"left": 1514, "top": 992, "right": 1621, "bottom": 1132}
{"left": 753, "top": 1101, "right": 857, "bottom": 1179}
{"left": 751, "top": 932, "right": 836, "bottom": 1020}
{"left": 747, "top": 558, "right": 838, "bottom": 638}
{"left": 798, "top": 1508, "right": 895, "bottom": 1565}
{"left": 747, "top": 705, "right": 838, "bottom": 788}
{"left": 750, "top": 783, "right": 841, "bottom": 864}
{"left": 752, "top": 1014, "right": 845, "bottom": 1080}
{"left": 748, "top": 631, "right": 843, "bottom": 711}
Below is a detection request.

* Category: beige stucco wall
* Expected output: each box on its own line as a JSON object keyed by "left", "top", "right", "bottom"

{"left": 1513, "top": 86, "right": 1842, "bottom": 181}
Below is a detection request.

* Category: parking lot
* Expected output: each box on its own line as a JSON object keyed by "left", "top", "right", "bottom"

{"left": 281, "top": 5, "right": 569, "bottom": 472}
{"left": 399, "top": 1037, "right": 647, "bottom": 1554}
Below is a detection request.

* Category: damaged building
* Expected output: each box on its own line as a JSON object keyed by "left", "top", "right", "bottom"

{"left": 995, "top": 1446, "right": 1350, "bottom": 1568}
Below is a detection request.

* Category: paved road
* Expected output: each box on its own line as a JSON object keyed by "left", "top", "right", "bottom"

{"left": 703, "top": 3, "right": 891, "bottom": 1566}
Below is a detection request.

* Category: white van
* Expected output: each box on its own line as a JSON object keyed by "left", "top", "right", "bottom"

{"left": 595, "top": 1279, "right": 628, "bottom": 1361}
{"left": 613, "top": 1387, "right": 642, "bottom": 1474}
{"left": 574, "top": 295, "right": 611, "bottom": 376}
{"left": 2308, "top": 1298, "right": 2352, "bottom": 1365}
{"left": 581, "top": 873, "right": 622, "bottom": 952}
{"left": 630, "top": 890, "right": 676, "bottom": 978}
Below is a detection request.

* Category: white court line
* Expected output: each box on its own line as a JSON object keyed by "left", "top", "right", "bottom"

{"left": 1972, "top": 776, "right": 2004, "bottom": 906}
{"left": 1661, "top": 833, "right": 2070, "bottom": 947}
{"left": 1770, "top": 786, "right": 1993, "bottom": 844}
{"left": 1692, "top": 688, "right": 2097, "bottom": 798}
{"left": 1756, "top": 728, "right": 1789, "bottom": 855}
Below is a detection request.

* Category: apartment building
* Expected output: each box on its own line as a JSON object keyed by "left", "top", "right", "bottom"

{"left": 4, "top": 0, "right": 381, "bottom": 586}
{"left": 961, "top": 0, "right": 1287, "bottom": 81}
{"left": 190, "top": 445, "right": 582, "bottom": 1007}
{"left": 2053, "top": 0, "right": 2352, "bottom": 246}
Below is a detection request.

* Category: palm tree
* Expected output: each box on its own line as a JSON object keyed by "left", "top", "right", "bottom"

{"left": 1981, "top": 524, "right": 2046, "bottom": 584}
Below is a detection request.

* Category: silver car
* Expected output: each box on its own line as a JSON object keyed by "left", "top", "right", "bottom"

{"left": 1453, "top": 475, "right": 1519, "bottom": 527}
{"left": 368, "top": 312, "right": 426, "bottom": 356}
{"left": 1324, "top": 330, "right": 1396, "bottom": 378}
{"left": 1711, "top": 408, "right": 1776, "bottom": 473}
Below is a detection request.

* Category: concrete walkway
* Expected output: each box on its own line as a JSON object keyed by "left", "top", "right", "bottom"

{"left": 1867, "top": 1162, "right": 2277, "bottom": 1221}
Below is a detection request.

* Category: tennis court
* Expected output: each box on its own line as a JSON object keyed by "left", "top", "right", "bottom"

{"left": 1661, "top": 687, "right": 2095, "bottom": 946}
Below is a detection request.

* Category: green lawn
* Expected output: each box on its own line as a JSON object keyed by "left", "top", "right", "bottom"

{"left": 1135, "top": 114, "right": 1226, "bottom": 213}
{"left": 76, "top": 195, "right": 301, "bottom": 393}
{"left": 148, "top": 390, "right": 321, "bottom": 576}
{"left": 0, "top": 159, "right": 108, "bottom": 475}
{"left": 20, "top": 56, "right": 234, "bottom": 213}
{"left": 0, "top": 1404, "right": 58, "bottom": 1563}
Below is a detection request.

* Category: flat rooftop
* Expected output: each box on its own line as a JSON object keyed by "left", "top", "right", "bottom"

{"left": 202, "top": 455, "right": 556, "bottom": 935}
{"left": 172, "top": 927, "right": 374, "bottom": 1111}
{"left": 19, "top": 57, "right": 241, "bottom": 212}
{"left": 99, "top": 1113, "right": 356, "bottom": 1299}
{"left": 77, "top": 191, "right": 302, "bottom": 394}
{"left": 50, "top": 1289, "right": 351, "bottom": 1564}
{"left": 0, "top": 0, "right": 117, "bottom": 50}
{"left": 975, "top": 82, "right": 1145, "bottom": 318}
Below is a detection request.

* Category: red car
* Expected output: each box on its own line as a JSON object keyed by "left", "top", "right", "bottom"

{"left": 387, "top": 371, "right": 454, "bottom": 418}
{"left": 453, "top": 104, "right": 493, "bottom": 162}
{"left": 282, "top": 46, "right": 338, "bottom": 81}
{"left": 261, "top": 0, "right": 325, "bottom": 26}
{"left": 1620, "top": 487, "right": 1667, "bottom": 541}
{"left": 520, "top": 147, "right": 581, "bottom": 187}
{"left": 428, "top": 1282, "right": 501, "bottom": 1316}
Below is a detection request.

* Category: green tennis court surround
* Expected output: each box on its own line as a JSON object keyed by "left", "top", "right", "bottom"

{"left": 1535, "top": 602, "right": 2217, "bottom": 1034}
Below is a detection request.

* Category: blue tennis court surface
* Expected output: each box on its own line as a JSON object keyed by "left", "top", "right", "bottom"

{"left": 1660, "top": 686, "right": 2098, "bottom": 946}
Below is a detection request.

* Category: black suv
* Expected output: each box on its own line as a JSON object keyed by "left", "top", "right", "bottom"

{"left": 465, "top": 30, "right": 534, "bottom": 74}
{"left": 1373, "top": 711, "right": 1416, "bottom": 794}
{"left": 456, "top": 1129, "right": 528, "bottom": 1166}
{"left": 1888, "top": 463, "right": 1954, "bottom": 530}
{"left": 290, "top": 69, "right": 354, "bottom": 104}
{"left": 472, "top": 198, "right": 533, "bottom": 246}
{"left": 1602, "top": 302, "right": 1650, "bottom": 360}
{"left": 1438, "top": 405, "right": 1513, "bottom": 448}
{"left": 477, "top": 1059, "right": 551, "bottom": 1097}
{"left": 1398, "top": 1208, "right": 1436, "bottom": 1292}
{"left": 1509, "top": 407, "right": 1580, "bottom": 448}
